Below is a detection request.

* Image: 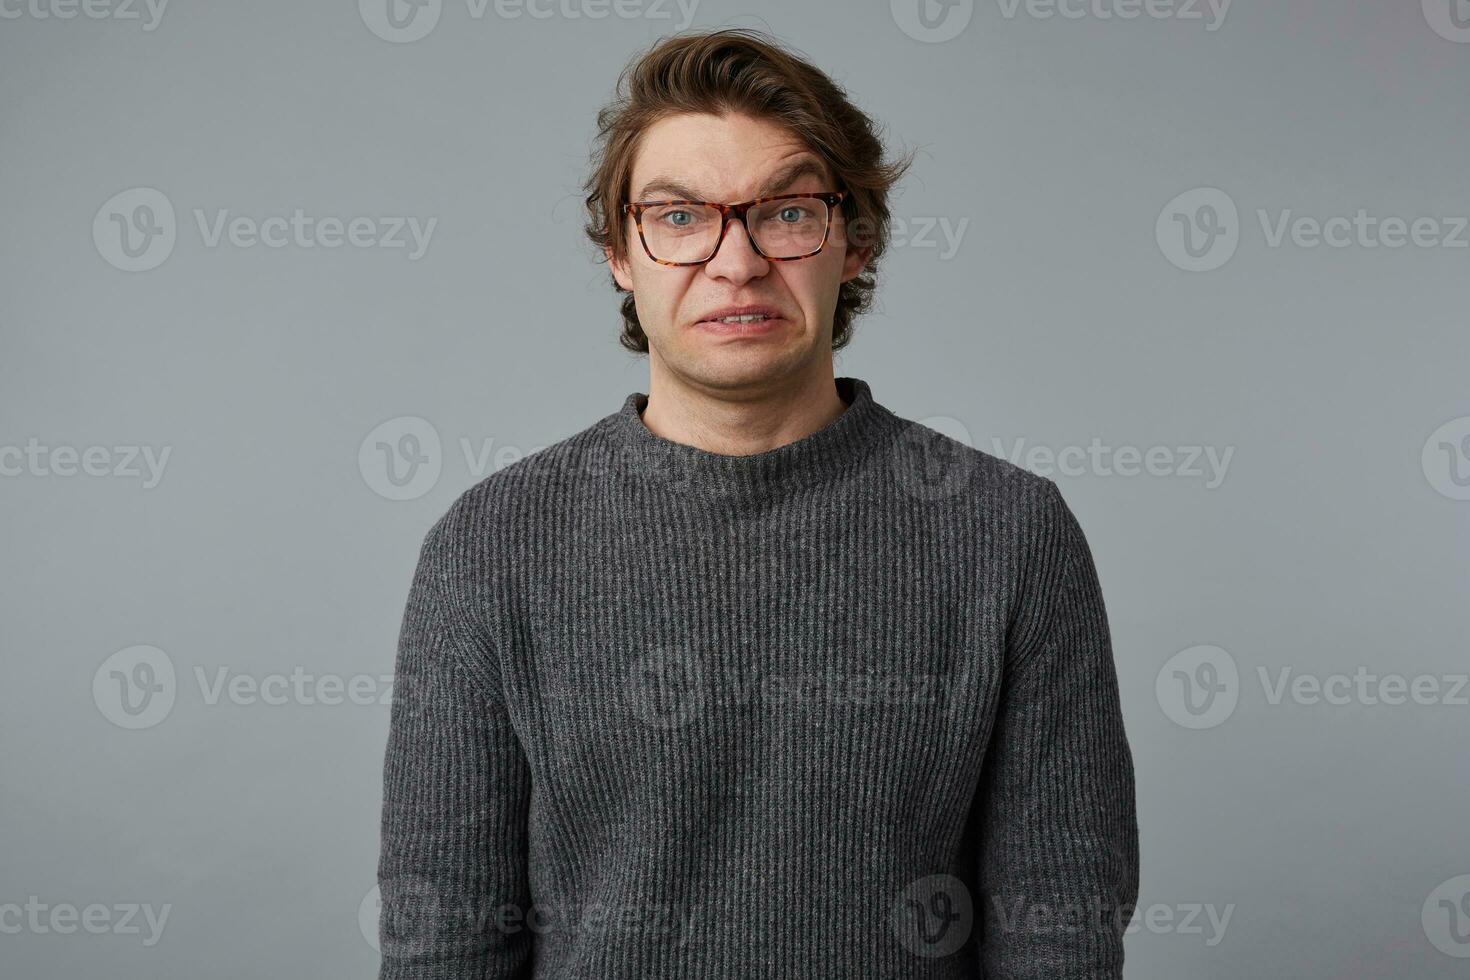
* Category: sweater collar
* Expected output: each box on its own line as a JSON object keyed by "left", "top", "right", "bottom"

{"left": 602, "top": 376, "right": 901, "bottom": 502}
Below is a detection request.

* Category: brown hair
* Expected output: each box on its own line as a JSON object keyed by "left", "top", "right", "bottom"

{"left": 582, "top": 28, "right": 915, "bottom": 354}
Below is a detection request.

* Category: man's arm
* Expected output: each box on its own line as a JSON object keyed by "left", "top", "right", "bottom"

{"left": 975, "top": 478, "right": 1140, "bottom": 978}
{"left": 378, "top": 516, "right": 534, "bottom": 979}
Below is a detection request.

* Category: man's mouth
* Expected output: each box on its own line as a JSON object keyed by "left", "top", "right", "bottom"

{"left": 696, "top": 306, "right": 784, "bottom": 327}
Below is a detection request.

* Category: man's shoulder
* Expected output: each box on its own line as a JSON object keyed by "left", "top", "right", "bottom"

{"left": 417, "top": 409, "right": 618, "bottom": 550}
{"left": 418, "top": 405, "right": 1067, "bottom": 549}
{"left": 884, "top": 410, "right": 1058, "bottom": 513}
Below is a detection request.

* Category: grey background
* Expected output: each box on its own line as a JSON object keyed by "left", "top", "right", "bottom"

{"left": 3, "top": 1, "right": 1468, "bottom": 976}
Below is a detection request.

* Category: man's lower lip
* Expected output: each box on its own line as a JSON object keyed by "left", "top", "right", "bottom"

{"left": 695, "top": 316, "right": 784, "bottom": 333}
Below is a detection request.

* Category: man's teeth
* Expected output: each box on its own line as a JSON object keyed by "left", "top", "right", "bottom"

{"left": 715, "top": 314, "right": 770, "bottom": 323}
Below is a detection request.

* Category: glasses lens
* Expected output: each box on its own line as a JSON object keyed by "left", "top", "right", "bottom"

{"left": 640, "top": 203, "right": 723, "bottom": 263}
{"left": 749, "top": 197, "right": 830, "bottom": 258}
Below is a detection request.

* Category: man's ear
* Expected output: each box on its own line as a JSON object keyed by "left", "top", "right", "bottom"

{"left": 606, "top": 245, "right": 634, "bottom": 292}
{"left": 840, "top": 244, "right": 872, "bottom": 283}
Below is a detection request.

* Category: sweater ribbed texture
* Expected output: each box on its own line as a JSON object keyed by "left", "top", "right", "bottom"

{"left": 377, "top": 375, "right": 1139, "bottom": 979}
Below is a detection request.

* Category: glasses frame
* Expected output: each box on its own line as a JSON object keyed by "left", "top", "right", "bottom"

{"left": 623, "top": 190, "right": 847, "bottom": 266}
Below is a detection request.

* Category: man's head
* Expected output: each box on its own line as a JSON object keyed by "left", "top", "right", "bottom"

{"left": 584, "top": 29, "right": 912, "bottom": 392}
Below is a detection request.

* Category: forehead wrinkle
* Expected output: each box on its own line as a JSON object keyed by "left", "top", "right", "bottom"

{"left": 634, "top": 156, "right": 830, "bottom": 203}
{"left": 755, "top": 158, "right": 829, "bottom": 197}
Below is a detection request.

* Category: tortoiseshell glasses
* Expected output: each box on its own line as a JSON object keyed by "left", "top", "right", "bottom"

{"left": 623, "top": 191, "right": 847, "bottom": 266}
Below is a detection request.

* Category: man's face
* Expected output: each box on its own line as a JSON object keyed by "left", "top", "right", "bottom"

{"left": 608, "top": 111, "right": 870, "bottom": 392}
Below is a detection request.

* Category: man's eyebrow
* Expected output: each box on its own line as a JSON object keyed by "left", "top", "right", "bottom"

{"left": 633, "top": 177, "right": 703, "bottom": 202}
{"left": 755, "top": 159, "right": 829, "bottom": 198}
{"left": 634, "top": 158, "right": 830, "bottom": 202}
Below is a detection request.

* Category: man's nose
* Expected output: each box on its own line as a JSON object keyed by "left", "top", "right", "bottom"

{"left": 702, "top": 215, "right": 769, "bottom": 280}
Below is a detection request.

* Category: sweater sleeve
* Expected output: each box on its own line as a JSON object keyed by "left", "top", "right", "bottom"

{"left": 378, "top": 517, "right": 534, "bottom": 980}
{"left": 974, "top": 478, "right": 1140, "bottom": 978}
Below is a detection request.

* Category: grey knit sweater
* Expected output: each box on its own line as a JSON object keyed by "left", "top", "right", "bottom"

{"left": 377, "top": 375, "right": 1139, "bottom": 979}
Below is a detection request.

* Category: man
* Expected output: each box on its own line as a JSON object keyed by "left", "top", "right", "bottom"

{"left": 377, "top": 28, "right": 1139, "bottom": 979}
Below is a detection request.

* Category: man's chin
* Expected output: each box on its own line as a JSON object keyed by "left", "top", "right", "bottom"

{"left": 659, "top": 344, "right": 818, "bottom": 393}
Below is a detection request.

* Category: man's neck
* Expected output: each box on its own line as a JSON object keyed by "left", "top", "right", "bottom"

{"left": 638, "top": 363, "right": 850, "bottom": 458}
